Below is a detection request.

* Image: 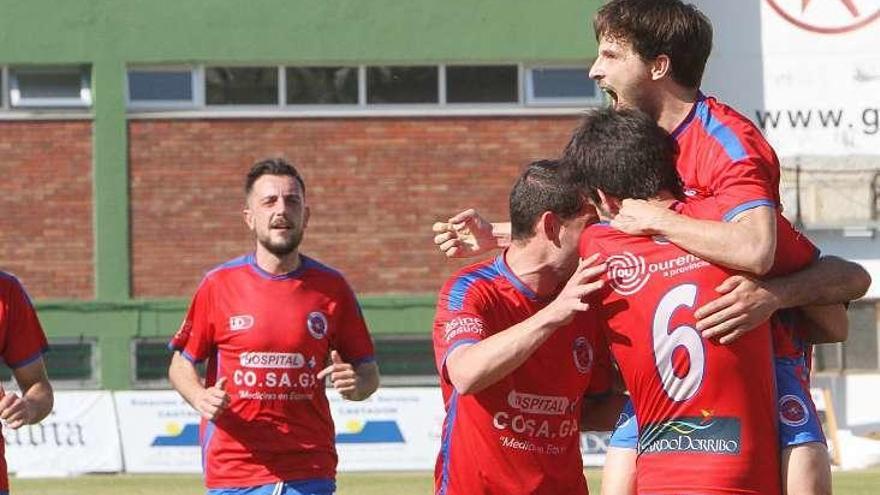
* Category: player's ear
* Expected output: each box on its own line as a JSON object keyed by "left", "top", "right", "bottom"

{"left": 651, "top": 54, "right": 671, "bottom": 81}
{"left": 539, "top": 211, "right": 562, "bottom": 243}
{"left": 243, "top": 205, "right": 255, "bottom": 231}
{"left": 302, "top": 205, "right": 310, "bottom": 230}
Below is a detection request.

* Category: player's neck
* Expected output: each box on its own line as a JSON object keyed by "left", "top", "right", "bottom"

{"left": 505, "top": 245, "right": 567, "bottom": 299}
{"left": 254, "top": 248, "right": 302, "bottom": 275}
{"left": 654, "top": 84, "right": 700, "bottom": 133}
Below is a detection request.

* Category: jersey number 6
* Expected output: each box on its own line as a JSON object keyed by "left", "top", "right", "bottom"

{"left": 652, "top": 284, "right": 705, "bottom": 402}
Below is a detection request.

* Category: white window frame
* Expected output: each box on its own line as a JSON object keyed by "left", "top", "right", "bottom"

{"left": 524, "top": 65, "right": 603, "bottom": 107}
{"left": 364, "top": 64, "right": 441, "bottom": 107}
{"left": 282, "top": 65, "right": 362, "bottom": 110}
{"left": 126, "top": 65, "right": 199, "bottom": 110}
{"left": 9, "top": 65, "right": 92, "bottom": 108}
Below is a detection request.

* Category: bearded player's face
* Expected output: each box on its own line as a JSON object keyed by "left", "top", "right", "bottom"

{"left": 589, "top": 36, "right": 655, "bottom": 112}
{"left": 245, "top": 174, "right": 309, "bottom": 257}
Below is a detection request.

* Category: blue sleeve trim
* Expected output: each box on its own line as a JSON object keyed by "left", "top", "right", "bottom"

{"left": 441, "top": 339, "right": 479, "bottom": 371}
{"left": 6, "top": 347, "right": 48, "bottom": 369}
{"left": 722, "top": 199, "right": 775, "bottom": 222}
{"left": 352, "top": 355, "right": 376, "bottom": 367}
{"left": 181, "top": 350, "right": 204, "bottom": 364}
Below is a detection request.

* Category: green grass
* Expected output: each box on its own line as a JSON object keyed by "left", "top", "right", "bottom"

{"left": 8, "top": 468, "right": 880, "bottom": 494}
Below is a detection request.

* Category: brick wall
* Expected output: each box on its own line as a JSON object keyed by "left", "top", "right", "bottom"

{"left": 0, "top": 121, "right": 93, "bottom": 299}
{"left": 129, "top": 116, "right": 579, "bottom": 297}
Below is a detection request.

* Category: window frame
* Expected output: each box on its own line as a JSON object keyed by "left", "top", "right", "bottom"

{"left": 125, "top": 65, "right": 200, "bottom": 110}
{"left": 524, "top": 65, "right": 603, "bottom": 107}
{"left": 9, "top": 65, "right": 93, "bottom": 108}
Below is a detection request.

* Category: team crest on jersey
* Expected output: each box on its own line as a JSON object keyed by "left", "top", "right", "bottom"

{"left": 229, "top": 314, "right": 254, "bottom": 332}
{"left": 306, "top": 311, "right": 329, "bottom": 339}
{"left": 572, "top": 336, "right": 594, "bottom": 374}
{"left": 778, "top": 394, "right": 810, "bottom": 427}
{"left": 606, "top": 252, "right": 651, "bottom": 296}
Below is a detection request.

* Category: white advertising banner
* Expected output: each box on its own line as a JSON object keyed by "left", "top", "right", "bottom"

{"left": 331, "top": 387, "right": 445, "bottom": 471}
{"left": 695, "top": 0, "right": 880, "bottom": 156}
{"left": 113, "top": 391, "right": 202, "bottom": 473}
{"left": 5, "top": 391, "right": 122, "bottom": 476}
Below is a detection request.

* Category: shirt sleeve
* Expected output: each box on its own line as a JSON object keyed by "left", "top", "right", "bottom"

{"left": 710, "top": 153, "right": 778, "bottom": 222}
{"left": 1, "top": 279, "right": 49, "bottom": 369}
{"left": 765, "top": 215, "right": 820, "bottom": 277}
{"left": 329, "top": 281, "right": 375, "bottom": 367}
{"left": 169, "top": 278, "right": 215, "bottom": 364}
{"left": 432, "top": 283, "right": 489, "bottom": 385}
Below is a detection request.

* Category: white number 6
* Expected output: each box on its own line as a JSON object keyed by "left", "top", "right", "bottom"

{"left": 652, "top": 284, "right": 705, "bottom": 402}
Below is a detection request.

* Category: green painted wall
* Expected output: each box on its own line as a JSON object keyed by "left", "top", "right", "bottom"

{"left": 3, "top": 0, "right": 601, "bottom": 388}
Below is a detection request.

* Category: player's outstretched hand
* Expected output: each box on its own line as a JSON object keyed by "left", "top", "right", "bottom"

{"left": 695, "top": 275, "right": 779, "bottom": 344}
{"left": 317, "top": 350, "right": 360, "bottom": 400}
{"left": 195, "top": 376, "right": 230, "bottom": 421}
{"left": 432, "top": 209, "right": 497, "bottom": 258}
{"left": 0, "top": 383, "right": 34, "bottom": 429}
{"left": 611, "top": 199, "right": 674, "bottom": 236}
{"left": 543, "top": 254, "right": 606, "bottom": 327}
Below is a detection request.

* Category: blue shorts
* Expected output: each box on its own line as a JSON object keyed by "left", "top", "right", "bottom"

{"left": 775, "top": 357, "right": 825, "bottom": 448}
{"left": 608, "top": 357, "right": 826, "bottom": 450}
{"left": 207, "top": 479, "right": 335, "bottom": 495}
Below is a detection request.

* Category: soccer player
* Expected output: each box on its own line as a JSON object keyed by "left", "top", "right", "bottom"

{"left": 573, "top": 107, "right": 782, "bottom": 494}
{"left": 168, "top": 158, "right": 379, "bottom": 495}
{"left": 433, "top": 160, "right": 625, "bottom": 495}
{"left": 0, "top": 272, "right": 54, "bottom": 495}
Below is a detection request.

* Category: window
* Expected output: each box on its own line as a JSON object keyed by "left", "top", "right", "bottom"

{"left": 815, "top": 301, "right": 879, "bottom": 371}
{"left": 525, "top": 67, "right": 598, "bottom": 105}
{"left": 367, "top": 66, "right": 438, "bottom": 104}
{"left": 206, "top": 66, "right": 278, "bottom": 105}
{"left": 446, "top": 65, "right": 518, "bottom": 104}
{"left": 373, "top": 335, "right": 437, "bottom": 386}
{"left": 0, "top": 338, "right": 98, "bottom": 388}
{"left": 127, "top": 67, "right": 196, "bottom": 108}
{"left": 9, "top": 65, "right": 91, "bottom": 108}
{"left": 286, "top": 67, "right": 358, "bottom": 105}
{"left": 131, "top": 338, "right": 183, "bottom": 388}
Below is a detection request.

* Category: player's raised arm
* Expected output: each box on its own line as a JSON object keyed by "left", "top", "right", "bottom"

{"left": 445, "top": 255, "right": 605, "bottom": 395}
{"left": 432, "top": 209, "right": 510, "bottom": 258}
{"left": 612, "top": 199, "right": 777, "bottom": 275}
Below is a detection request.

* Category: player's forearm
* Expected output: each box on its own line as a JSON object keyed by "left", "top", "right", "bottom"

{"left": 765, "top": 256, "right": 871, "bottom": 308}
{"left": 446, "top": 310, "right": 560, "bottom": 395}
{"left": 21, "top": 379, "right": 53, "bottom": 424}
{"left": 799, "top": 304, "right": 849, "bottom": 344}
{"left": 168, "top": 352, "right": 207, "bottom": 408}
{"left": 657, "top": 209, "right": 776, "bottom": 275}
{"left": 351, "top": 362, "right": 380, "bottom": 401}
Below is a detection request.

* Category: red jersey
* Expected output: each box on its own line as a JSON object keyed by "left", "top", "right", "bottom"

{"left": 169, "top": 254, "right": 375, "bottom": 489}
{"left": 674, "top": 93, "right": 780, "bottom": 220}
{"left": 0, "top": 273, "right": 49, "bottom": 491}
{"left": 580, "top": 225, "right": 780, "bottom": 495}
{"left": 676, "top": 195, "right": 820, "bottom": 360}
{"left": 432, "top": 253, "right": 613, "bottom": 495}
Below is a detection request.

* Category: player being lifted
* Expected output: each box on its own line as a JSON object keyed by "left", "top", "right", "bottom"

{"left": 432, "top": 1, "right": 870, "bottom": 493}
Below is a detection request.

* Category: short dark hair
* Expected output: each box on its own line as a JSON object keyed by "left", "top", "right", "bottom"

{"left": 594, "top": 0, "right": 712, "bottom": 89}
{"left": 510, "top": 160, "right": 585, "bottom": 241}
{"left": 245, "top": 158, "right": 306, "bottom": 196}
{"left": 561, "top": 108, "right": 682, "bottom": 204}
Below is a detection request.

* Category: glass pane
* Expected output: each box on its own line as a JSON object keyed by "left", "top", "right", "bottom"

{"left": 44, "top": 342, "right": 94, "bottom": 380}
{"left": 287, "top": 67, "right": 358, "bottom": 104}
{"left": 129, "top": 70, "right": 193, "bottom": 102}
{"left": 15, "top": 69, "right": 83, "bottom": 99}
{"left": 206, "top": 67, "right": 278, "bottom": 105}
{"left": 531, "top": 68, "right": 595, "bottom": 99}
{"left": 134, "top": 340, "right": 173, "bottom": 381}
{"left": 373, "top": 336, "right": 437, "bottom": 376}
{"left": 367, "top": 66, "right": 438, "bottom": 104}
{"left": 447, "top": 65, "right": 518, "bottom": 103}
{"left": 843, "top": 301, "right": 878, "bottom": 369}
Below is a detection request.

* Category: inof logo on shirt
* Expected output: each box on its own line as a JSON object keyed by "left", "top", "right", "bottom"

{"left": 506, "top": 390, "right": 569, "bottom": 416}
{"left": 307, "top": 311, "right": 329, "bottom": 339}
{"left": 639, "top": 414, "right": 741, "bottom": 455}
{"left": 607, "top": 252, "right": 651, "bottom": 295}
{"left": 229, "top": 315, "right": 254, "bottom": 332}
{"left": 572, "top": 336, "right": 594, "bottom": 374}
{"left": 443, "top": 316, "right": 484, "bottom": 342}
{"left": 778, "top": 394, "right": 810, "bottom": 427}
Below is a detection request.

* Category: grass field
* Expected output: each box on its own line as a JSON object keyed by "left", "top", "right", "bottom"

{"left": 8, "top": 468, "right": 880, "bottom": 494}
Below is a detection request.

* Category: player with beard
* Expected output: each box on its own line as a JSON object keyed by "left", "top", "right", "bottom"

{"left": 168, "top": 158, "right": 379, "bottom": 495}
